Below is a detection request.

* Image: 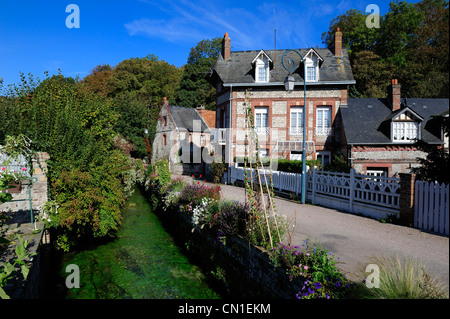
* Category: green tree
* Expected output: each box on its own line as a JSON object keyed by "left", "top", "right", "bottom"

{"left": 376, "top": 0, "right": 424, "bottom": 68}
{"left": 0, "top": 72, "right": 132, "bottom": 250}
{"left": 106, "top": 55, "right": 182, "bottom": 158}
{"left": 79, "top": 64, "right": 114, "bottom": 98}
{"left": 352, "top": 51, "right": 395, "bottom": 97}
{"left": 412, "top": 114, "right": 449, "bottom": 184}
{"left": 108, "top": 55, "right": 182, "bottom": 108}
{"left": 175, "top": 37, "right": 222, "bottom": 110}
{"left": 321, "top": 9, "right": 379, "bottom": 59}
{"left": 322, "top": 0, "right": 448, "bottom": 98}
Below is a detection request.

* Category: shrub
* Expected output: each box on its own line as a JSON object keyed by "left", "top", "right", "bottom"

{"left": 180, "top": 182, "right": 221, "bottom": 206}
{"left": 352, "top": 256, "right": 449, "bottom": 299}
{"left": 270, "top": 240, "right": 352, "bottom": 299}
{"left": 207, "top": 200, "right": 249, "bottom": 237}
{"left": 209, "top": 160, "right": 226, "bottom": 184}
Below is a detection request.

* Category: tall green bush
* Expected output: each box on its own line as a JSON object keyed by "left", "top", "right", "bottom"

{"left": 0, "top": 73, "right": 135, "bottom": 250}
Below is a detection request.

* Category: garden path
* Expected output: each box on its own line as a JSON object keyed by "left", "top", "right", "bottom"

{"left": 183, "top": 176, "right": 449, "bottom": 291}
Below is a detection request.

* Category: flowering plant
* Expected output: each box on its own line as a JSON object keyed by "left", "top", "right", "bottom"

{"left": 270, "top": 240, "right": 352, "bottom": 299}
{"left": 191, "top": 197, "right": 215, "bottom": 227}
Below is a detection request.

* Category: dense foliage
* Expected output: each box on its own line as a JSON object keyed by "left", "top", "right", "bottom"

{"left": 0, "top": 73, "right": 142, "bottom": 251}
{"left": 322, "top": 0, "right": 449, "bottom": 98}
{"left": 175, "top": 38, "right": 222, "bottom": 110}
{"left": 143, "top": 167, "right": 352, "bottom": 298}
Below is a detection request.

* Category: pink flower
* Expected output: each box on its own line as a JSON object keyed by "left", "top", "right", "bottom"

{"left": 1, "top": 167, "right": 5, "bottom": 171}
{"left": 304, "top": 266, "right": 308, "bottom": 270}
{"left": 21, "top": 167, "right": 27, "bottom": 171}
{"left": 306, "top": 253, "right": 310, "bottom": 256}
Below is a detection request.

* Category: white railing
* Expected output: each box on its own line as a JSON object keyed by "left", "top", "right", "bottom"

{"left": 230, "top": 165, "right": 401, "bottom": 219}
{"left": 315, "top": 127, "right": 332, "bottom": 136}
{"left": 289, "top": 127, "right": 304, "bottom": 136}
{"left": 230, "top": 165, "right": 302, "bottom": 195}
{"left": 309, "top": 169, "right": 400, "bottom": 210}
{"left": 255, "top": 127, "right": 269, "bottom": 135}
{"left": 414, "top": 181, "right": 449, "bottom": 236}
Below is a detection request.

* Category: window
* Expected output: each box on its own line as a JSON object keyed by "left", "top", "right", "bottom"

{"left": 305, "top": 57, "right": 318, "bottom": 82}
{"left": 162, "top": 116, "right": 167, "bottom": 126}
{"left": 307, "top": 66, "right": 317, "bottom": 81}
{"left": 366, "top": 167, "right": 388, "bottom": 178}
{"left": 317, "top": 151, "right": 331, "bottom": 167}
{"left": 200, "top": 135, "right": 206, "bottom": 147}
{"left": 316, "top": 107, "right": 332, "bottom": 136}
{"left": 255, "top": 107, "right": 269, "bottom": 134}
{"left": 258, "top": 66, "right": 267, "bottom": 82}
{"left": 255, "top": 57, "right": 269, "bottom": 83}
{"left": 162, "top": 134, "right": 167, "bottom": 146}
{"left": 290, "top": 107, "right": 304, "bottom": 135}
{"left": 393, "top": 122, "right": 419, "bottom": 142}
{"left": 290, "top": 151, "right": 302, "bottom": 161}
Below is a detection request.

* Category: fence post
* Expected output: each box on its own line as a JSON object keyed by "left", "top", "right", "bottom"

{"left": 349, "top": 169, "right": 355, "bottom": 213}
{"left": 399, "top": 173, "right": 416, "bottom": 227}
{"left": 311, "top": 168, "right": 316, "bottom": 205}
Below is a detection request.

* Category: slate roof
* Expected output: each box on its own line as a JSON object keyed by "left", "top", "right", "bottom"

{"left": 167, "top": 105, "right": 211, "bottom": 133}
{"left": 341, "top": 98, "right": 449, "bottom": 145}
{"left": 210, "top": 48, "right": 355, "bottom": 86}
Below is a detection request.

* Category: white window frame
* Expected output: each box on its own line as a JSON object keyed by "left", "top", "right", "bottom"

{"left": 290, "top": 151, "right": 302, "bottom": 161}
{"left": 254, "top": 107, "right": 269, "bottom": 135}
{"left": 316, "top": 107, "right": 332, "bottom": 136}
{"left": 392, "top": 121, "right": 420, "bottom": 143}
{"left": 305, "top": 56, "right": 318, "bottom": 82}
{"left": 255, "top": 57, "right": 269, "bottom": 83}
{"left": 200, "top": 134, "right": 206, "bottom": 147}
{"left": 290, "top": 106, "right": 304, "bottom": 136}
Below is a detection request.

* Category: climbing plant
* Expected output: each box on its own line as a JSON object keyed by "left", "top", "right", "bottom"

{"left": 242, "top": 90, "right": 282, "bottom": 249}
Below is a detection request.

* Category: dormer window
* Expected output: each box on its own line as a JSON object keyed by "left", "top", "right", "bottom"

{"left": 257, "top": 60, "right": 269, "bottom": 82}
{"left": 389, "top": 108, "right": 424, "bottom": 143}
{"left": 304, "top": 48, "right": 323, "bottom": 82}
{"left": 252, "top": 50, "right": 272, "bottom": 83}
{"left": 393, "top": 122, "right": 419, "bottom": 142}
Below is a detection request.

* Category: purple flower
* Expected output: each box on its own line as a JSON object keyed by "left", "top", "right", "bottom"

{"left": 308, "top": 288, "right": 315, "bottom": 295}
{"left": 314, "top": 282, "right": 322, "bottom": 290}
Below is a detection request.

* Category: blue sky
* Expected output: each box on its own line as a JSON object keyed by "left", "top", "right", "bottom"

{"left": 0, "top": 0, "right": 413, "bottom": 87}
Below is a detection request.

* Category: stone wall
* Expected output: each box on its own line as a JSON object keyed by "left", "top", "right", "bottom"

{"left": 0, "top": 152, "right": 49, "bottom": 219}
{"left": 351, "top": 145, "right": 427, "bottom": 176}
{"left": 0, "top": 152, "right": 49, "bottom": 299}
{"left": 160, "top": 209, "right": 303, "bottom": 299}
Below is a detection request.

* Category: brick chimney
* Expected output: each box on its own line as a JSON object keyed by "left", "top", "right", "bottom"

{"left": 390, "top": 79, "right": 401, "bottom": 111}
{"left": 334, "top": 27, "right": 342, "bottom": 57}
{"left": 222, "top": 32, "right": 231, "bottom": 61}
{"left": 161, "top": 97, "right": 169, "bottom": 108}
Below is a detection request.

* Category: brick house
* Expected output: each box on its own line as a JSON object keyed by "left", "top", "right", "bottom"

{"left": 152, "top": 98, "right": 216, "bottom": 176}
{"left": 207, "top": 30, "right": 355, "bottom": 175}
{"left": 340, "top": 79, "right": 449, "bottom": 177}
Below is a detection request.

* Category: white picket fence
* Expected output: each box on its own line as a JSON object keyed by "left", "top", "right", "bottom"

{"left": 230, "top": 165, "right": 400, "bottom": 219}
{"left": 229, "top": 165, "right": 302, "bottom": 194}
{"left": 414, "top": 181, "right": 449, "bottom": 236}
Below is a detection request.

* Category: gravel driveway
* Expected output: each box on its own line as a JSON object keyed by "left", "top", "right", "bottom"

{"left": 218, "top": 182, "right": 449, "bottom": 290}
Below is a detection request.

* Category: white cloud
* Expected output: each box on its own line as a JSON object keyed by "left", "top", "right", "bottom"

{"left": 125, "top": 0, "right": 360, "bottom": 50}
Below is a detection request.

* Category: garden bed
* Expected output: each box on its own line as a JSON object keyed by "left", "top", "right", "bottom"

{"left": 141, "top": 161, "right": 353, "bottom": 299}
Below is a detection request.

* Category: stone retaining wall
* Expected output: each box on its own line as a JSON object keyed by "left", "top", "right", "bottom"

{"left": 158, "top": 206, "right": 303, "bottom": 299}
